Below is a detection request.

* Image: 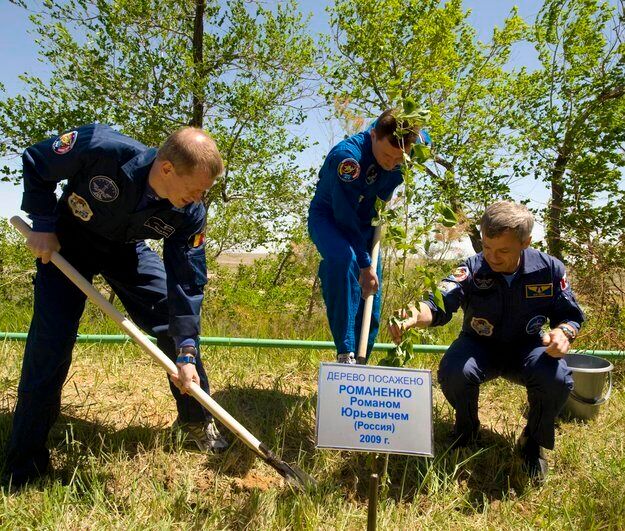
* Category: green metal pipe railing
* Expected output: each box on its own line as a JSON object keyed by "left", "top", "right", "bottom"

{"left": 1, "top": 332, "right": 624, "bottom": 358}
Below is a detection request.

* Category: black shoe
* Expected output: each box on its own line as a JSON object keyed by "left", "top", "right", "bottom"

{"left": 518, "top": 432, "right": 548, "bottom": 483}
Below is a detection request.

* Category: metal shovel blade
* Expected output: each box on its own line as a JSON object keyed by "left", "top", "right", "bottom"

{"left": 259, "top": 444, "right": 317, "bottom": 490}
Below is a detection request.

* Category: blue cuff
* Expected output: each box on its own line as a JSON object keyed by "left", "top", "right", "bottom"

{"left": 561, "top": 321, "right": 580, "bottom": 332}
{"left": 28, "top": 213, "right": 57, "bottom": 233}
{"left": 356, "top": 251, "right": 372, "bottom": 269}
{"left": 174, "top": 337, "right": 197, "bottom": 349}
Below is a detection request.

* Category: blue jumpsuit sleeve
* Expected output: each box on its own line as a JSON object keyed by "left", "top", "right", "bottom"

{"left": 549, "top": 260, "right": 585, "bottom": 331}
{"left": 163, "top": 205, "right": 208, "bottom": 341}
{"left": 424, "top": 264, "right": 472, "bottom": 327}
{"left": 21, "top": 127, "right": 94, "bottom": 231}
{"left": 327, "top": 151, "right": 371, "bottom": 268}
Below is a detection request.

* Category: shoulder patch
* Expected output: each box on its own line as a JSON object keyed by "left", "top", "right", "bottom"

{"left": 52, "top": 130, "right": 78, "bottom": 155}
{"left": 438, "top": 279, "right": 458, "bottom": 293}
{"left": 188, "top": 232, "right": 205, "bottom": 248}
{"left": 67, "top": 192, "right": 93, "bottom": 221}
{"left": 337, "top": 158, "right": 360, "bottom": 182}
{"left": 560, "top": 273, "right": 569, "bottom": 291}
{"left": 453, "top": 266, "right": 469, "bottom": 282}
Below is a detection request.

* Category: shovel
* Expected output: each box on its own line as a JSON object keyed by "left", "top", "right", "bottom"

{"left": 10, "top": 216, "right": 316, "bottom": 490}
{"left": 356, "top": 225, "right": 382, "bottom": 365}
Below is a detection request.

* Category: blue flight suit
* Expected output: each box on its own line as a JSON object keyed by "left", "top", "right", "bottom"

{"left": 308, "top": 128, "right": 430, "bottom": 358}
{"left": 5, "top": 124, "right": 212, "bottom": 484}
{"left": 428, "top": 248, "right": 584, "bottom": 449}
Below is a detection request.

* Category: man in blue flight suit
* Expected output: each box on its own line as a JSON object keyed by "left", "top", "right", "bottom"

{"left": 389, "top": 201, "right": 584, "bottom": 482}
{"left": 2, "top": 123, "right": 227, "bottom": 488}
{"left": 309, "top": 109, "right": 430, "bottom": 364}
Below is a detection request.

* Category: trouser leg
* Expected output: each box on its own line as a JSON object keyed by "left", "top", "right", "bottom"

{"left": 438, "top": 335, "right": 501, "bottom": 435}
{"left": 4, "top": 259, "right": 89, "bottom": 483}
{"left": 508, "top": 346, "right": 573, "bottom": 449}
{"left": 102, "top": 242, "right": 210, "bottom": 424}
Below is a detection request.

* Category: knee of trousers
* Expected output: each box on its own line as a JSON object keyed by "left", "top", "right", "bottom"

{"left": 527, "top": 365, "right": 573, "bottom": 400}
{"left": 438, "top": 357, "right": 483, "bottom": 393}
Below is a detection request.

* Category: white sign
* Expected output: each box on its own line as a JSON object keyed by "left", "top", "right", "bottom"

{"left": 316, "top": 363, "right": 433, "bottom": 456}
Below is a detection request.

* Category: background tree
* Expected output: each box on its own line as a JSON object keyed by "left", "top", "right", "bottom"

{"left": 322, "top": 0, "right": 527, "bottom": 251}
{"left": 509, "top": 0, "right": 625, "bottom": 261}
{"left": 0, "top": 0, "right": 317, "bottom": 256}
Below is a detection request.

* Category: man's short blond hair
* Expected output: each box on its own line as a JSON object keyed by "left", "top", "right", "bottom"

{"left": 480, "top": 201, "right": 534, "bottom": 242}
{"left": 157, "top": 127, "right": 224, "bottom": 179}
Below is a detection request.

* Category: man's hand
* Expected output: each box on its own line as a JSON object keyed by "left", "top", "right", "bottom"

{"left": 359, "top": 266, "right": 379, "bottom": 298}
{"left": 542, "top": 328, "right": 570, "bottom": 358}
{"left": 388, "top": 306, "right": 419, "bottom": 344}
{"left": 170, "top": 363, "right": 200, "bottom": 394}
{"left": 26, "top": 231, "right": 60, "bottom": 264}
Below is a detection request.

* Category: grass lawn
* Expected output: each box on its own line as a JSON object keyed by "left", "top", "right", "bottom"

{"left": 1, "top": 337, "right": 624, "bottom": 530}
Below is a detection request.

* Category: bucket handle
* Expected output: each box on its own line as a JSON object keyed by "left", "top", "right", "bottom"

{"left": 569, "top": 371, "right": 613, "bottom": 406}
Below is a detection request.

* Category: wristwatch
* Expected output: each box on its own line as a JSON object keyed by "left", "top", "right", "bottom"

{"left": 176, "top": 345, "right": 197, "bottom": 365}
{"left": 557, "top": 324, "right": 576, "bottom": 342}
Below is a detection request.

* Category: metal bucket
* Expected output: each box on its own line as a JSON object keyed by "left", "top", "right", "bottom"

{"left": 562, "top": 353, "right": 613, "bottom": 420}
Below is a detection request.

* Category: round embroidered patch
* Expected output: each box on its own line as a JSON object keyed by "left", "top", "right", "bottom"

{"left": 67, "top": 192, "right": 93, "bottom": 221}
{"left": 337, "top": 158, "right": 360, "bottom": 182}
{"left": 470, "top": 317, "right": 493, "bottom": 337}
{"left": 89, "top": 176, "right": 119, "bottom": 202}
{"left": 526, "top": 315, "right": 547, "bottom": 335}
{"left": 52, "top": 131, "right": 78, "bottom": 155}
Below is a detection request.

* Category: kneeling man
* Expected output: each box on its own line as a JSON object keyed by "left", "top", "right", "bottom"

{"left": 389, "top": 201, "right": 584, "bottom": 482}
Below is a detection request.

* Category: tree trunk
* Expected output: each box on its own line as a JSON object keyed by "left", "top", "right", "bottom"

{"left": 191, "top": 0, "right": 205, "bottom": 128}
{"left": 546, "top": 153, "right": 568, "bottom": 261}
{"left": 468, "top": 223, "right": 482, "bottom": 253}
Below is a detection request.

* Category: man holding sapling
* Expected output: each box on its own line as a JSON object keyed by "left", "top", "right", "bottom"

{"left": 308, "top": 108, "right": 430, "bottom": 365}
{"left": 388, "top": 201, "right": 584, "bottom": 482}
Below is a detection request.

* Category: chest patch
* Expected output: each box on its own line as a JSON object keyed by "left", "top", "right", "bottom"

{"left": 473, "top": 276, "right": 494, "bottom": 290}
{"left": 52, "top": 130, "right": 78, "bottom": 155}
{"left": 525, "top": 283, "right": 553, "bottom": 298}
{"left": 470, "top": 317, "right": 493, "bottom": 337}
{"left": 337, "top": 158, "right": 360, "bottom": 182}
{"left": 67, "top": 192, "right": 93, "bottom": 221}
{"left": 144, "top": 216, "right": 175, "bottom": 238}
{"left": 365, "top": 164, "right": 378, "bottom": 185}
{"left": 526, "top": 315, "right": 548, "bottom": 335}
{"left": 89, "top": 176, "right": 119, "bottom": 202}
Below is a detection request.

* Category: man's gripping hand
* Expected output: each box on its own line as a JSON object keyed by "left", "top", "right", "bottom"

{"left": 170, "top": 363, "right": 200, "bottom": 395}
{"left": 542, "top": 327, "right": 572, "bottom": 358}
{"left": 27, "top": 231, "right": 60, "bottom": 264}
{"left": 359, "top": 265, "right": 379, "bottom": 298}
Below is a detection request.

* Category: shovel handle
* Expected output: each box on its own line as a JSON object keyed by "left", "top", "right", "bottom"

{"left": 356, "top": 225, "right": 382, "bottom": 364}
{"left": 10, "top": 216, "right": 266, "bottom": 457}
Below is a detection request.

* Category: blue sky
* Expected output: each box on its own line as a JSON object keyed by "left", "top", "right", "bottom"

{"left": 0, "top": 0, "right": 594, "bottom": 233}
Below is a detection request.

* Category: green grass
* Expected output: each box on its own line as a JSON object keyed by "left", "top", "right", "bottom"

{"left": 2, "top": 337, "right": 625, "bottom": 530}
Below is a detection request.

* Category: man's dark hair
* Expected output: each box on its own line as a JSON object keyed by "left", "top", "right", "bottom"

{"left": 373, "top": 108, "right": 419, "bottom": 148}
